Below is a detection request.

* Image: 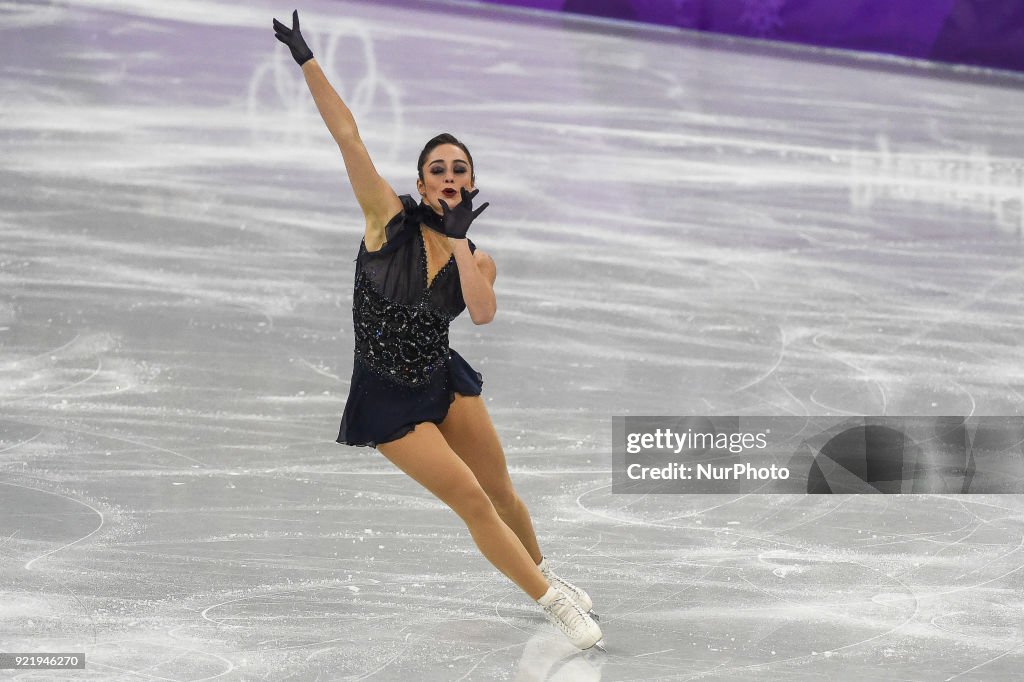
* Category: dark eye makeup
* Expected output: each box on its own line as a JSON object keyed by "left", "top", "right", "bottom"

{"left": 429, "top": 163, "right": 469, "bottom": 175}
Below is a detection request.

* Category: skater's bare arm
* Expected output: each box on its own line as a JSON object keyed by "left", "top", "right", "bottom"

{"left": 455, "top": 246, "right": 496, "bottom": 325}
{"left": 301, "top": 59, "right": 401, "bottom": 250}
{"left": 274, "top": 12, "right": 399, "bottom": 250}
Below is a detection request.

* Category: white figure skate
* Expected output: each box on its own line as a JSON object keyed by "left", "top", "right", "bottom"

{"left": 537, "top": 586, "right": 605, "bottom": 651}
{"left": 539, "top": 557, "right": 599, "bottom": 621}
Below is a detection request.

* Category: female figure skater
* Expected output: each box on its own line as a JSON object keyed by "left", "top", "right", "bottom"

{"left": 273, "top": 10, "right": 603, "bottom": 650}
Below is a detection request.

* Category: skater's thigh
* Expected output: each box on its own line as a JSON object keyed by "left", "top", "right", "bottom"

{"left": 438, "top": 394, "right": 515, "bottom": 505}
{"left": 377, "top": 421, "right": 492, "bottom": 520}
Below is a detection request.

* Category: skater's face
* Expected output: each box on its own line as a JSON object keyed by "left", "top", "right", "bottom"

{"left": 416, "top": 144, "right": 474, "bottom": 216}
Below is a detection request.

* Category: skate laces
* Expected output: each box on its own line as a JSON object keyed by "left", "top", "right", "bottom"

{"left": 541, "top": 562, "right": 578, "bottom": 596}
{"left": 552, "top": 574, "right": 583, "bottom": 600}
{"left": 547, "top": 592, "right": 587, "bottom": 631}
{"left": 544, "top": 567, "right": 592, "bottom": 612}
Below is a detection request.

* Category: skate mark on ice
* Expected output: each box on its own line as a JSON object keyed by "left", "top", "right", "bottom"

{"left": 0, "top": 429, "right": 42, "bottom": 453}
{"left": 732, "top": 324, "right": 786, "bottom": 392}
{"left": 679, "top": 566, "right": 919, "bottom": 680}
{"left": 0, "top": 480, "right": 106, "bottom": 571}
{"left": 84, "top": 640, "right": 237, "bottom": 682}
{"left": 299, "top": 356, "right": 341, "bottom": 382}
{"left": 0, "top": 332, "right": 81, "bottom": 370}
{"left": 944, "top": 640, "right": 1024, "bottom": 681}
{"left": 2, "top": 359, "right": 104, "bottom": 406}
{"left": 6, "top": 417, "right": 208, "bottom": 468}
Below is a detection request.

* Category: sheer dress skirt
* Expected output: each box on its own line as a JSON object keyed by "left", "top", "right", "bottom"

{"left": 337, "top": 348, "right": 483, "bottom": 448}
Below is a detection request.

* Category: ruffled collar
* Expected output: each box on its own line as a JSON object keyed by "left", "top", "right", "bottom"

{"left": 417, "top": 200, "right": 447, "bottom": 236}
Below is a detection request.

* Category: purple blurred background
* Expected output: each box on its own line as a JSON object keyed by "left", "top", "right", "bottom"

{"left": 476, "top": 0, "right": 1024, "bottom": 73}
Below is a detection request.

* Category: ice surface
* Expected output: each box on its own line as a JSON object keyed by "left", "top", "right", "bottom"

{"left": 1, "top": 0, "right": 1023, "bottom": 679}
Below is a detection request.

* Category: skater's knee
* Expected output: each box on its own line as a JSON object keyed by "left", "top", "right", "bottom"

{"left": 449, "top": 482, "right": 498, "bottom": 525}
{"left": 488, "top": 486, "right": 520, "bottom": 516}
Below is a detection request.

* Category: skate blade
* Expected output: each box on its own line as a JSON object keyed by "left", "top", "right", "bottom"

{"left": 590, "top": 638, "right": 607, "bottom": 652}
{"left": 588, "top": 609, "right": 600, "bottom": 622}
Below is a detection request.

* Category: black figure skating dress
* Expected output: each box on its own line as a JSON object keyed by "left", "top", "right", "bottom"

{"left": 337, "top": 195, "right": 484, "bottom": 447}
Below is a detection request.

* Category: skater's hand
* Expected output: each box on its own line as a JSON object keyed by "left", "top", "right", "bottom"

{"left": 439, "top": 188, "right": 488, "bottom": 239}
{"left": 273, "top": 10, "right": 314, "bottom": 66}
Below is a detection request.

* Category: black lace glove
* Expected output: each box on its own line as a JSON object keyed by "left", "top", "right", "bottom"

{"left": 273, "top": 10, "right": 314, "bottom": 66}
{"left": 439, "top": 188, "right": 489, "bottom": 239}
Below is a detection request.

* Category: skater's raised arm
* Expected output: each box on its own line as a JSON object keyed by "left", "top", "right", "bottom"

{"left": 274, "top": 11, "right": 401, "bottom": 250}
{"left": 299, "top": 58, "right": 401, "bottom": 236}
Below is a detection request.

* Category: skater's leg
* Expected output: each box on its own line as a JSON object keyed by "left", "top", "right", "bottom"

{"left": 439, "top": 395, "right": 600, "bottom": 618}
{"left": 439, "top": 393, "right": 543, "bottom": 564}
{"left": 377, "top": 421, "right": 548, "bottom": 599}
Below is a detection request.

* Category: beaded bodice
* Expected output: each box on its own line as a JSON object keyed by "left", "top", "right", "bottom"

{"left": 351, "top": 195, "right": 476, "bottom": 388}
{"left": 353, "top": 270, "right": 453, "bottom": 387}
